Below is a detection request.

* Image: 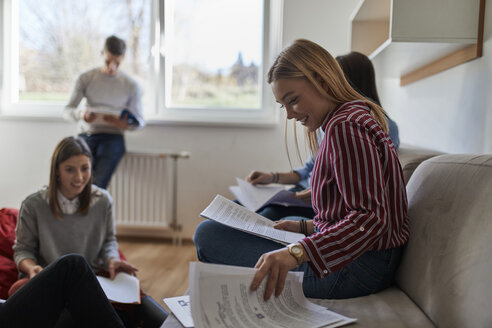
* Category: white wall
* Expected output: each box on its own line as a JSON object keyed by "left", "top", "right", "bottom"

{"left": 282, "top": 0, "right": 359, "bottom": 54}
{"left": 377, "top": 3, "right": 492, "bottom": 154}
{"left": 0, "top": 0, "right": 360, "bottom": 238}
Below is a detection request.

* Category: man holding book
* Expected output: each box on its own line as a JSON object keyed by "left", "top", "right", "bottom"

{"left": 63, "top": 35, "right": 145, "bottom": 189}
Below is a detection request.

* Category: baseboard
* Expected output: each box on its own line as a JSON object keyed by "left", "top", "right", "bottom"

{"left": 116, "top": 225, "right": 192, "bottom": 244}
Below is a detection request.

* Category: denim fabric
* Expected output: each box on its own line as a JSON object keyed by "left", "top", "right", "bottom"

{"left": 193, "top": 219, "right": 403, "bottom": 299}
{"left": 387, "top": 116, "right": 400, "bottom": 149}
{"left": 79, "top": 133, "right": 126, "bottom": 189}
{"left": 257, "top": 185, "right": 316, "bottom": 220}
{"left": 293, "top": 156, "right": 315, "bottom": 189}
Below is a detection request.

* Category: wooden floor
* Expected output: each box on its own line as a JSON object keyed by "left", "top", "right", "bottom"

{"left": 118, "top": 237, "right": 197, "bottom": 311}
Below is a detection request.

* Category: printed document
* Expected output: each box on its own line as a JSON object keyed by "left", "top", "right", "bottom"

{"left": 164, "top": 295, "right": 194, "bottom": 328}
{"left": 230, "top": 178, "right": 311, "bottom": 212}
{"left": 200, "top": 195, "right": 306, "bottom": 245}
{"left": 189, "top": 262, "right": 356, "bottom": 328}
{"left": 97, "top": 272, "right": 140, "bottom": 304}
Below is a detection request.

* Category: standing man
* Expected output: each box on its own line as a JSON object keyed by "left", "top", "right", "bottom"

{"left": 64, "top": 35, "right": 145, "bottom": 189}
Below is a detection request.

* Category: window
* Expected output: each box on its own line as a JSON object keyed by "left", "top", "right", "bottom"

{"left": 1, "top": 0, "right": 152, "bottom": 114}
{"left": 0, "top": 0, "right": 283, "bottom": 124}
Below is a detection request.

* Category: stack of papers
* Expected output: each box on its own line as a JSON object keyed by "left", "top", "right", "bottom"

{"left": 165, "top": 262, "right": 356, "bottom": 328}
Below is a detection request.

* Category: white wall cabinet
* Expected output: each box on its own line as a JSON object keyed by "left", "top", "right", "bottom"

{"left": 351, "top": 0, "right": 484, "bottom": 85}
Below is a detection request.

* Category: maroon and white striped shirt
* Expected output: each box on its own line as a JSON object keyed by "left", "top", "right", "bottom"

{"left": 299, "top": 100, "right": 409, "bottom": 278}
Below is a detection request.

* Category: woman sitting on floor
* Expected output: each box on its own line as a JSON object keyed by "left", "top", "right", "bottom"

{"left": 13, "top": 136, "right": 167, "bottom": 327}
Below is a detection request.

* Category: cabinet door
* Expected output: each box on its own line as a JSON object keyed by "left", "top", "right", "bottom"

{"left": 391, "top": 0, "right": 480, "bottom": 43}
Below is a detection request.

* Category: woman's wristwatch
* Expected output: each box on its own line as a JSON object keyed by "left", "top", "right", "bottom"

{"left": 287, "top": 243, "right": 304, "bottom": 266}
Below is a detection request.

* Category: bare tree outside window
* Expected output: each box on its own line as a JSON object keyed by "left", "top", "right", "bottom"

{"left": 18, "top": 0, "right": 151, "bottom": 103}
{"left": 16, "top": 0, "right": 264, "bottom": 111}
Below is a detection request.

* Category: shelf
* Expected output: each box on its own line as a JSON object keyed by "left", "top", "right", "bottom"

{"left": 350, "top": 0, "right": 485, "bottom": 86}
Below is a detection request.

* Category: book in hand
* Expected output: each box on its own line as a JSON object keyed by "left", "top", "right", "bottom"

{"left": 120, "top": 109, "right": 139, "bottom": 127}
{"left": 186, "top": 262, "right": 356, "bottom": 328}
{"left": 200, "top": 194, "right": 306, "bottom": 245}
{"left": 88, "top": 107, "right": 140, "bottom": 127}
{"left": 87, "top": 106, "right": 118, "bottom": 125}
{"left": 229, "top": 178, "right": 312, "bottom": 212}
{"left": 96, "top": 272, "right": 140, "bottom": 304}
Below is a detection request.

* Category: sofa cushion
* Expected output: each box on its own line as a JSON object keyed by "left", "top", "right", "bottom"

{"left": 309, "top": 287, "right": 434, "bottom": 327}
{"left": 397, "top": 145, "right": 443, "bottom": 184}
{"left": 396, "top": 154, "right": 492, "bottom": 328}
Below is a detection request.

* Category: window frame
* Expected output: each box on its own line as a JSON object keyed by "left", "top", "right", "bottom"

{"left": 0, "top": 0, "right": 284, "bottom": 126}
{"left": 1, "top": 0, "right": 66, "bottom": 118}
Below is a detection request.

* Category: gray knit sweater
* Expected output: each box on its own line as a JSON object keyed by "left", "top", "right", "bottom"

{"left": 63, "top": 68, "right": 145, "bottom": 134}
{"left": 13, "top": 185, "right": 120, "bottom": 274}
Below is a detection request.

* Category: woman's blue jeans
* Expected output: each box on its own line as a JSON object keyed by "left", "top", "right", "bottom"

{"left": 79, "top": 133, "right": 125, "bottom": 189}
{"left": 193, "top": 218, "right": 403, "bottom": 299}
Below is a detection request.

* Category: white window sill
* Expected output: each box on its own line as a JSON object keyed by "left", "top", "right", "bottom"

{"left": 0, "top": 110, "right": 280, "bottom": 128}
{"left": 0, "top": 111, "right": 66, "bottom": 123}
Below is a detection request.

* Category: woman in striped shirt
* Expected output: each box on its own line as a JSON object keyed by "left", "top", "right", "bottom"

{"left": 194, "top": 39, "right": 408, "bottom": 301}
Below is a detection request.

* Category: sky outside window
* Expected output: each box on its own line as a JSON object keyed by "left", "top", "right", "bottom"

{"left": 15, "top": 0, "right": 264, "bottom": 111}
{"left": 167, "top": 0, "right": 264, "bottom": 109}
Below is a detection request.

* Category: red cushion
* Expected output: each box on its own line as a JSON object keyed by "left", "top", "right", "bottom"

{"left": 118, "top": 249, "right": 127, "bottom": 261}
{"left": 0, "top": 208, "right": 19, "bottom": 258}
{"left": 0, "top": 208, "right": 20, "bottom": 299}
{"left": 8, "top": 277, "right": 29, "bottom": 297}
{"left": 0, "top": 255, "right": 18, "bottom": 299}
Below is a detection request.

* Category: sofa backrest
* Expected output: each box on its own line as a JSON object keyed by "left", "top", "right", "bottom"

{"left": 396, "top": 154, "right": 492, "bottom": 328}
{"left": 397, "top": 146, "right": 443, "bottom": 184}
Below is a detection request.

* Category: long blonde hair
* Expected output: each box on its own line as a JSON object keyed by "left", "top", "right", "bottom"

{"left": 268, "top": 39, "right": 388, "bottom": 157}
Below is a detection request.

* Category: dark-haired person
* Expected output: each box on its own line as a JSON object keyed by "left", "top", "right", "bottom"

{"left": 336, "top": 51, "right": 399, "bottom": 148}
{"left": 13, "top": 136, "right": 167, "bottom": 327}
{"left": 64, "top": 35, "right": 145, "bottom": 189}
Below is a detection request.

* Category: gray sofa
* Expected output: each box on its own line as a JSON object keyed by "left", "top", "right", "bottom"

{"left": 314, "top": 153, "right": 492, "bottom": 327}
{"left": 163, "top": 148, "right": 492, "bottom": 328}
{"left": 397, "top": 145, "right": 444, "bottom": 184}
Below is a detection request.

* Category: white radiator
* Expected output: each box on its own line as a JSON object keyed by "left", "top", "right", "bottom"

{"left": 107, "top": 151, "right": 190, "bottom": 240}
